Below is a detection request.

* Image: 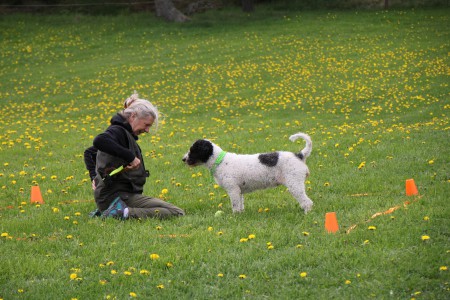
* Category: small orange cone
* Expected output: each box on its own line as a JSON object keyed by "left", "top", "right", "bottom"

{"left": 405, "top": 179, "right": 418, "bottom": 196}
{"left": 325, "top": 212, "right": 339, "bottom": 233}
{"left": 30, "top": 185, "right": 44, "bottom": 204}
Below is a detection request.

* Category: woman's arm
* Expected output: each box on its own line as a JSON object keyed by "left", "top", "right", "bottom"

{"left": 93, "top": 125, "right": 136, "bottom": 164}
{"left": 83, "top": 146, "right": 98, "bottom": 180}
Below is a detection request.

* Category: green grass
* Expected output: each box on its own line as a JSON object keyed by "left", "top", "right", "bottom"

{"left": 0, "top": 7, "right": 449, "bottom": 299}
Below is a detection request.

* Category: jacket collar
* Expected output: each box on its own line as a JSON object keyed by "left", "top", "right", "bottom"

{"left": 110, "top": 113, "right": 138, "bottom": 140}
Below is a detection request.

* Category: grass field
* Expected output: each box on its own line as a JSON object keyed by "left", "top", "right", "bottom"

{"left": 0, "top": 7, "right": 449, "bottom": 299}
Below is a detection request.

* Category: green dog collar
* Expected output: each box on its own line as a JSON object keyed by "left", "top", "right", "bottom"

{"left": 210, "top": 151, "right": 227, "bottom": 178}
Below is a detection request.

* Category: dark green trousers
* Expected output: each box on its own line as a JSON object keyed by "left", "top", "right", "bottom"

{"left": 121, "top": 193, "right": 185, "bottom": 219}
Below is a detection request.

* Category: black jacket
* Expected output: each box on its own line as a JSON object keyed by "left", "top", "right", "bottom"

{"left": 84, "top": 113, "right": 140, "bottom": 180}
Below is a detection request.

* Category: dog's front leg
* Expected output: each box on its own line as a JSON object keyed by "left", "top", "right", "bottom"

{"left": 227, "top": 187, "right": 244, "bottom": 213}
{"left": 286, "top": 180, "right": 313, "bottom": 214}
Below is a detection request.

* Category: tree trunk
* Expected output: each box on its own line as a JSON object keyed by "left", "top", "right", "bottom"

{"left": 154, "top": 0, "right": 190, "bottom": 23}
{"left": 241, "top": 0, "right": 254, "bottom": 13}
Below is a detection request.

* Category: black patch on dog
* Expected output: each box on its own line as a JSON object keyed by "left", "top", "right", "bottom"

{"left": 295, "top": 152, "right": 304, "bottom": 160}
{"left": 187, "top": 139, "right": 214, "bottom": 165}
{"left": 258, "top": 152, "right": 279, "bottom": 167}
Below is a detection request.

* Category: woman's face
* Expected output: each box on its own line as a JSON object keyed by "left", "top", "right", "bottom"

{"left": 129, "top": 114, "right": 154, "bottom": 136}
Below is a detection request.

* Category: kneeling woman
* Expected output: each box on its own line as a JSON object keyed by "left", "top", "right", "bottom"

{"left": 84, "top": 92, "right": 185, "bottom": 219}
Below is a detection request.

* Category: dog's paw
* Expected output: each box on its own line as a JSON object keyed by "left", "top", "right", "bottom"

{"left": 302, "top": 202, "right": 313, "bottom": 214}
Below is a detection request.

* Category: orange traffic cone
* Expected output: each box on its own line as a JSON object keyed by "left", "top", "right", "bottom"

{"left": 325, "top": 212, "right": 339, "bottom": 233}
{"left": 30, "top": 186, "right": 44, "bottom": 204}
{"left": 405, "top": 179, "right": 418, "bottom": 196}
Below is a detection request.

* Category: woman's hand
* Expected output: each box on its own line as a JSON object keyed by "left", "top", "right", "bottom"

{"left": 126, "top": 157, "right": 141, "bottom": 170}
{"left": 92, "top": 179, "right": 96, "bottom": 190}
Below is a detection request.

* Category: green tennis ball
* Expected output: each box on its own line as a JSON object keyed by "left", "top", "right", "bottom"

{"left": 214, "top": 210, "right": 224, "bottom": 217}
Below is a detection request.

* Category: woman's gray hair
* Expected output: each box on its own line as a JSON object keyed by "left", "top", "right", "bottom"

{"left": 121, "top": 91, "right": 158, "bottom": 129}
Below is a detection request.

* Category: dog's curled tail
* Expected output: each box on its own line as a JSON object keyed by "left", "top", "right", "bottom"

{"left": 289, "top": 132, "right": 312, "bottom": 160}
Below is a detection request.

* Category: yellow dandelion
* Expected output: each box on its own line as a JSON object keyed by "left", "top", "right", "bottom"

{"left": 421, "top": 235, "right": 430, "bottom": 241}
{"left": 248, "top": 234, "right": 256, "bottom": 239}
{"left": 439, "top": 266, "right": 447, "bottom": 271}
{"left": 345, "top": 280, "right": 351, "bottom": 285}
{"left": 368, "top": 226, "right": 377, "bottom": 230}
{"left": 110, "top": 270, "right": 117, "bottom": 275}
{"left": 123, "top": 271, "right": 132, "bottom": 276}
{"left": 358, "top": 161, "right": 366, "bottom": 170}
{"left": 207, "top": 226, "right": 213, "bottom": 231}
{"left": 302, "top": 231, "right": 310, "bottom": 236}
{"left": 166, "top": 262, "right": 173, "bottom": 268}
{"left": 217, "top": 273, "right": 224, "bottom": 277}
{"left": 129, "top": 292, "right": 137, "bottom": 297}
{"left": 300, "top": 272, "right": 307, "bottom": 278}
{"left": 239, "top": 274, "right": 247, "bottom": 279}
{"left": 240, "top": 238, "right": 248, "bottom": 243}
{"left": 69, "top": 273, "right": 78, "bottom": 280}
{"left": 140, "top": 269, "right": 150, "bottom": 275}
{"left": 161, "top": 188, "right": 168, "bottom": 194}
{"left": 150, "top": 253, "right": 160, "bottom": 260}
{"left": 157, "top": 284, "right": 164, "bottom": 289}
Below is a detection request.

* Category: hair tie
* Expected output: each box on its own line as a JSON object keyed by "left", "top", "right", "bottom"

{"left": 124, "top": 91, "right": 139, "bottom": 108}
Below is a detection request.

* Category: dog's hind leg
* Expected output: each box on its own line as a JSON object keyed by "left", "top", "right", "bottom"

{"left": 227, "top": 187, "right": 244, "bottom": 213}
{"left": 285, "top": 180, "right": 313, "bottom": 213}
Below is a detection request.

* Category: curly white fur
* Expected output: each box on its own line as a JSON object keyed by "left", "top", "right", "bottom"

{"left": 182, "top": 132, "right": 313, "bottom": 213}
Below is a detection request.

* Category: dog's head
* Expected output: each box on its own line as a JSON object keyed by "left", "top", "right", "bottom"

{"left": 182, "top": 139, "right": 214, "bottom": 167}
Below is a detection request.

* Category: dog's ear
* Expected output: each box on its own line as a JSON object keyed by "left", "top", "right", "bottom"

{"left": 190, "top": 139, "right": 214, "bottom": 163}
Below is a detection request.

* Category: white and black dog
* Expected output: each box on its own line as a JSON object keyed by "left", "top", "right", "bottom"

{"left": 182, "top": 132, "right": 313, "bottom": 213}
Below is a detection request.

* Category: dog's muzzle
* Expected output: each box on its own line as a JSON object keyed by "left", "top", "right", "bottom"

{"left": 182, "top": 154, "right": 197, "bottom": 166}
